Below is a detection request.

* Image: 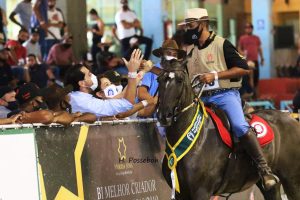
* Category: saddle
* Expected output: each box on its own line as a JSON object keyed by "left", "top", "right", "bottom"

{"left": 205, "top": 104, "right": 274, "bottom": 149}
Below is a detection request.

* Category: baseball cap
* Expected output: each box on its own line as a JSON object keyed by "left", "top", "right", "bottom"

{"left": 104, "top": 70, "right": 122, "bottom": 84}
{"left": 31, "top": 27, "right": 40, "bottom": 34}
{"left": 15, "top": 83, "right": 41, "bottom": 105}
{"left": 42, "top": 84, "right": 73, "bottom": 110}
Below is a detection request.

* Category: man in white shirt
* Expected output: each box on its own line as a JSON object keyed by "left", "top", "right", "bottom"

{"left": 23, "top": 28, "right": 42, "bottom": 62}
{"left": 114, "top": 0, "right": 153, "bottom": 59}
{"left": 44, "top": 0, "right": 64, "bottom": 60}
{"left": 65, "top": 49, "right": 144, "bottom": 118}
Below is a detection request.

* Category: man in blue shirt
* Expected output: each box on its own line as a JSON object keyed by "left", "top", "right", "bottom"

{"left": 65, "top": 49, "right": 143, "bottom": 118}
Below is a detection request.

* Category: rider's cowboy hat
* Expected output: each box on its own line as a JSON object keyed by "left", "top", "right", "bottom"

{"left": 152, "top": 39, "right": 186, "bottom": 59}
{"left": 178, "top": 8, "right": 212, "bottom": 26}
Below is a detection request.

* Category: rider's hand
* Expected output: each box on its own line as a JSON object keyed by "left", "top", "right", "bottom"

{"left": 199, "top": 73, "right": 215, "bottom": 84}
{"left": 122, "top": 49, "right": 144, "bottom": 72}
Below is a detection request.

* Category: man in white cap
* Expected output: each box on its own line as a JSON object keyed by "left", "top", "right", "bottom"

{"left": 179, "top": 8, "right": 279, "bottom": 190}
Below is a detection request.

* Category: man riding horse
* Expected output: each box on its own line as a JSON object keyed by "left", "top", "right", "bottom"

{"left": 177, "top": 8, "right": 279, "bottom": 190}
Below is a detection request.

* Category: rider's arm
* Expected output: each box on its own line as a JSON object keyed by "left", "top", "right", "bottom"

{"left": 150, "top": 66, "right": 162, "bottom": 75}
{"left": 200, "top": 39, "right": 250, "bottom": 84}
{"left": 218, "top": 67, "right": 250, "bottom": 80}
{"left": 220, "top": 39, "right": 250, "bottom": 79}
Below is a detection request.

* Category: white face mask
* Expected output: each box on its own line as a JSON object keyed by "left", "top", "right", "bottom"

{"left": 164, "top": 56, "right": 177, "bottom": 61}
{"left": 90, "top": 74, "right": 98, "bottom": 91}
{"left": 103, "top": 84, "right": 122, "bottom": 98}
{"left": 116, "top": 85, "right": 123, "bottom": 93}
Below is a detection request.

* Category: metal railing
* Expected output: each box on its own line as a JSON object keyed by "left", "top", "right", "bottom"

{"left": 0, "top": 118, "right": 158, "bottom": 130}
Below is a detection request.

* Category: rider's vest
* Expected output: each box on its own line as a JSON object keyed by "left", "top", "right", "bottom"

{"left": 187, "top": 33, "right": 242, "bottom": 90}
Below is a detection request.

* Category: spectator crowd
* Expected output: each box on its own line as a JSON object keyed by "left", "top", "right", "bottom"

{"left": 0, "top": 0, "right": 274, "bottom": 126}
{"left": 0, "top": 0, "right": 160, "bottom": 126}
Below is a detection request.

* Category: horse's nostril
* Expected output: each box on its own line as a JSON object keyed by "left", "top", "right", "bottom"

{"left": 167, "top": 112, "right": 173, "bottom": 118}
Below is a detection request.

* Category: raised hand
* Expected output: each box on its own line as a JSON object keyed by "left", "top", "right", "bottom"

{"left": 122, "top": 49, "right": 144, "bottom": 72}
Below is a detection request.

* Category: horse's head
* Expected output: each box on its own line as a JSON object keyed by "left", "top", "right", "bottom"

{"left": 157, "top": 59, "right": 193, "bottom": 126}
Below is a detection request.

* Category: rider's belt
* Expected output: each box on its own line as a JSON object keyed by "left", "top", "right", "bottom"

{"left": 202, "top": 88, "right": 238, "bottom": 97}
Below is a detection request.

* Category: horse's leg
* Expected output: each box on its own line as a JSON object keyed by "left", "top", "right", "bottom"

{"left": 280, "top": 178, "right": 300, "bottom": 200}
{"left": 175, "top": 193, "right": 190, "bottom": 200}
{"left": 256, "top": 180, "right": 282, "bottom": 200}
{"left": 190, "top": 187, "right": 211, "bottom": 200}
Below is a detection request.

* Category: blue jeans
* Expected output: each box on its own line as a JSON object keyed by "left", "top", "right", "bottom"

{"left": 44, "top": 39, "right": 59, "bottom": 61}
{"left": 201, "top": 89, "right": 250, "bottom": 138}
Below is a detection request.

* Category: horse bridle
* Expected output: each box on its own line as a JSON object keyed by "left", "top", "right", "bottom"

{"left": 158, "top": 69, "right": 205, "bottom": 121}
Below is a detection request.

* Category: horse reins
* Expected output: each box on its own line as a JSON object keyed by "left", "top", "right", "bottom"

{"left": 173, "top": 82, "right": 205, "bottom": 118}
{"left": 158, "top": 69, "right": 206, "bottom": 120}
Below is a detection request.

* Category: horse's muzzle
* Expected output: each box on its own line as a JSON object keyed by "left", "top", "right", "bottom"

{"left": 157, "top": 111, "right": 173, "bottom": 127}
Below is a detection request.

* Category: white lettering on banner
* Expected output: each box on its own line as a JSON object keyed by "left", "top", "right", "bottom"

{"left": 97, "top": 187, "right": 104, "bottom": 199}
{"left": 134, "top": 195, "right": 159, "bottom": 200}
{"left": 131, "top": 180, "right": 156, "bottom": 195}
{"left": 103, "top": 184, "right": 130, "bottom": 199}
{"left": 97, "top": 180, "right": 157, "bottom": 200}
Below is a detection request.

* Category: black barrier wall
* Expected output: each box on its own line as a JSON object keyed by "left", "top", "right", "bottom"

{"left": 35, "top": 122, "right": 170, "bottom": 200}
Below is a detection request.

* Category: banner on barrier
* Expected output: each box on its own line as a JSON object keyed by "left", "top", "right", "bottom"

{"left": 35, "top": 122, "right": 170, "bottom": 200}
{"left": 0, "top": 121, "right": 274, "bottom": 200}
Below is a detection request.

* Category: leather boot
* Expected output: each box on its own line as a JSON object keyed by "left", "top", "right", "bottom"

{"left": 240, "top": 129, "right": 280, "bottom": 191}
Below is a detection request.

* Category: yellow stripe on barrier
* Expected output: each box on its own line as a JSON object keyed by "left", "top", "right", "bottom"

{"left": 74, "top": 125, "right": 89, "bottom": 199}
{"left": 54, "top": 187, "right": 81, "bottom": 200}
{"left": 38, "top": 163, "right": 47, "bottom": 200}
{"left": 53, "top": 125, "right": 89, "bottom": 200}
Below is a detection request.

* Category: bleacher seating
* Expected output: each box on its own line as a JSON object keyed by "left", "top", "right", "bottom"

{"left": 259, "top": 78, "right": 300, "bottom": 108}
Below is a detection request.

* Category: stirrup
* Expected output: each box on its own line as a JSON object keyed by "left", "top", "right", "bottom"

{"left": 261, "top": 174, "right": 280, "bottom": 191}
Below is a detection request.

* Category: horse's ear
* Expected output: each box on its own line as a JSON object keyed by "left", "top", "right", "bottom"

{"left": 179, "top": 58, "right": 190, "bottom": 75}
{"left": 181, "top": 59, "right": 188, "bottom": 67}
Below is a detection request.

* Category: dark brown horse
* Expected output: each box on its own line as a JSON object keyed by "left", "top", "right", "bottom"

{"left": 157, "top": 59, "right": 300, "bottom": 200}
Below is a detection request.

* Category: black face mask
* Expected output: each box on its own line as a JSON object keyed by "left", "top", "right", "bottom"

{"left": 49, "top": 5, "right": 55, "bottom": 9}
{"left": 62, "top": 44, "right": 72, "bottom": 49}
{"left": 6, "top": 101, "right": 19, "bottom": 111}
{"left": 184, "top": 25, "right": 202, "bottom": 45}
{"left": 122, "top": 5, "right": 129, "bottom": 10}
{"left": 33, "top": 100, "right": 48, "bottom": 111}
{"left": 18, "top": 39, "right": 26, "bottom": 44}
{"left": 103, "top": 46, "right": 110, "bottom": 52}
